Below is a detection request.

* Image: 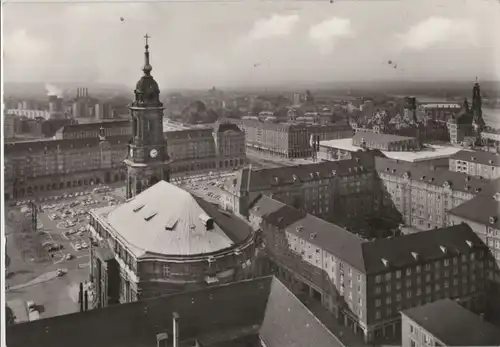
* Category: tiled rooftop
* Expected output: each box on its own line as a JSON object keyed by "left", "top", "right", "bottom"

{"left": 260, "top": 197, "right": 484, "bottom": 274}
{"left": 448, "top": 193, "right": 500, "bottom": 229}
{"left": 451, "top": 149, "right": 500, "bottom": 167}
{"left": 353, "top": 131, "right": 416, "bottom": 144}
{"left": 4, "top": 135, "right": 131, "bottom": 154}
{"left": 402, "top": 299, "right": 500, "bottom": 346}
{"left": 375, "top": 156, "right": 491, "bottom": 194}
{"left": 6, "top": 276, "right": 344, "bottom": 347}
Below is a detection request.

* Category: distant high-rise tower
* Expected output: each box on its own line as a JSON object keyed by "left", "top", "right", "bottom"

{"left": 124, "top": 34, "right": 171, "bottom": 199}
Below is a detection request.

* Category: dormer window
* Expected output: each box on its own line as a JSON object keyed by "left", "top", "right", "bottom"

{"left": 471, "top": 156, "right": 476, "bottom": 161}
{"left": 273, "top": 177, "right": 279, "bottom": 184}
{"left": 296, "top": 226, "right": 303, "bottom": 232}
{"left": 490, "top": 216, "right": 498, "bottom": 225}
{"left": 310, "top": 233, "right": 317, "bottom": 240}
{"left": 466, "top": 240, "right": 473, "bottom": 248}
{"left": 475, "top": 188, "right": 482, "bottom": 193}
{"left": 465, "top": 185, "right": 470, "bottom": 190}
{"left": 489, "top": 160, "right": 494, "bottom": 165}
{"left": 440, "top": 246, "right": 447, "bottom": 254}
{"left": 381, "top": 258, "right": 390, "bottom": 267}
{"left": 465, "top": 176, "right": 471, "bottom": 182}
{"left": 292, "top": 174, "right": 298, "bottom": 182}
{"left": 331, "top": 170, "right": 337, "bottom": 176}
{"left": 386, "top": 168, "right": 390, "bottom": 172}
{"left": 144, "top": 211, "right": 157, "bottom": 221}
{"left": 392, "top": 169, "right": 396, "bottom": 173}
{"left": 199, "top": 214, "right": 214, "bottom": 231}
{"left": 411, "top": 252, "right": 419, "bottom": 260}
{"left": 421, "top": 176, "right": 426, "bottom": 180}
{"left": 133, "top": 204, "right": 145, "bottom": 213}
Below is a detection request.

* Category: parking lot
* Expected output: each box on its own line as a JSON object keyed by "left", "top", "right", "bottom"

{"left": 177, "top": 173, "right": 235, "bottom": 206}
{"left": 5, "top": 184, "right": 126, "bottom": 321}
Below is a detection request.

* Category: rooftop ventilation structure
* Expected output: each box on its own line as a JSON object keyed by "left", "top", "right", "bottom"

{"left": 133, "top": 204, "right": 145, "bottom": 213}
{"left": 199, "top": 214, "right": 214, "bottom": 231}
{"left": 144, "top": 211, "right": 157, "bottom": 221}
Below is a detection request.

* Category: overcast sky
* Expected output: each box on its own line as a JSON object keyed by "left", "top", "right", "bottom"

{"left": 3, "top": 0, "right": 500, "bottom": 90}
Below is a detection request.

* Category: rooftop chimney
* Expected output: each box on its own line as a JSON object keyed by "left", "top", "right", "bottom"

{"left": 173, "top": 312, "right": 180, "bottom": 347}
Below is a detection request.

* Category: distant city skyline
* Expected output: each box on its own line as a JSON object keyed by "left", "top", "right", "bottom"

{"left": 3, "top": 0, "right": 500, "bottom": 89}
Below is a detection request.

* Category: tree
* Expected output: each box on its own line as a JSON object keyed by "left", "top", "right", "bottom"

{"left": 6, "top": 305, "right": 16, "bottom": 326}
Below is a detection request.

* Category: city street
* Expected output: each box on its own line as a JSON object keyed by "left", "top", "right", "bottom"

{"left": 5, "top": 184, "right": 126, "bottom": 320}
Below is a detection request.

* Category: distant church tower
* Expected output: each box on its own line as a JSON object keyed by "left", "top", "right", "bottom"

{"left": 471, "top": 78, "right": 486, "bottom": 134}
{"left": 124, "top": 34, "right": 171, "bottom": 199}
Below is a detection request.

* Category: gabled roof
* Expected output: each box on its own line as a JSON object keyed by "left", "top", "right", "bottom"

{"left": 56, "top": 120, "right": 130, "bottom": 134}
{"left": 259, "top": 197, "right": 484, "bottom": 275}
{"left": 101, "top": 181, "right": 253, "bottom": 257}
{"left": 4, "top": 135, "right": 131, "bottom": 155}
{"left": 402, "top": 299, "right": 500, "bottom": 346}
{"left": 249, "top": 195, "right": 287, "bottom": 218}
{"left": 451, "top": 149, "right": 500, "bottom": 167}
{"left": 285, "top": 213, "right": 366, "bottom": 272}
{"left": 374, "top": 157, "right": 491, "bottom": 194}
{"left": 361, "top": 224, "right": 484, "bottom": 274}
{"left": 6, "top": 277, "right": 344, "bottom": 347}
{"left": 164, "top": 128, "right": 213, "bottom": 140}
{"left": 448, "top": 194, "right": 500, "bottom": 229}
{"left": 239, "top": 159, "right": 373, "bottom": 193}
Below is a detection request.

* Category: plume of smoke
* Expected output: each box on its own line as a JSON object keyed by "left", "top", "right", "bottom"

{"left": 45, "top": 83, "right": 63, "bottom": 97}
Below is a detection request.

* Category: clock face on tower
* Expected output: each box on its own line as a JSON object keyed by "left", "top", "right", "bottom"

{"left": 150, "top": 149, "right": 158, "bottom": 158}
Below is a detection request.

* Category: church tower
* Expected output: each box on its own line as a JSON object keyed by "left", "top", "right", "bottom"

{"left": 471, "top": 79, "right": 486, "bottom": 134}
{"left": 124, "top": 34, "right": 171, "bottom": 199}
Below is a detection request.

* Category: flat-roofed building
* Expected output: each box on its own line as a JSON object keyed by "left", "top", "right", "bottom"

{"left": 228, "top": 118, "right": 352, "bottom": 159}
{"left": 352, "top": 131, "right": 422, "bottom": 152}
{"left": 449, "top": 150, "right": 500, "bottom": 179}
{"left": 89, "top": 180, "right": 258, "bottom": 305}
{"left": 319, "top": 138, "right": 461, "bottom": 167}
{"left": 401, "top": 298, "right": 500, "bottom": 347}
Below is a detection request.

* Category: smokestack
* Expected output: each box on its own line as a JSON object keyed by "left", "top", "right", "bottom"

{"left": 173, "top": 312, "right": 180, "bottom": 347}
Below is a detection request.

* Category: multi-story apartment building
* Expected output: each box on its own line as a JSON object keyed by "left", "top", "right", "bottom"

{"left": 229, "top": 119, "right": 352, "bottom": 158}
{"left": 254, "top": 198, "right": 489, "bottom": 343}
{"left": 449, "top": 150, "right": 500, "bottom": 179}
{"left": 353, "top": 131, "right": 422, "bottom": 152}
{"left": 225, "top": 156, "right": 378, "bottom": 229}
{"left": 89, "top": 181, "right": 258, "bottom": 306}
{"left": 401, "top": 299, "right": 500, "bottom": 347}
{"left": 5, "top": 120, "right": 246, "bottom": 199}
{"left": 374, "top": 156, "right": 491, "bottom": 231}
{"left": 447, "top": 183, "right": 500, "bottom": 297}
{"left": 4, "top": 132, "right": 128, "bottom": 200}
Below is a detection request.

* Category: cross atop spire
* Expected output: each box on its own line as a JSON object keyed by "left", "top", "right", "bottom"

{"left": 142, "top": 33, "right": 152, "bottom": 76}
